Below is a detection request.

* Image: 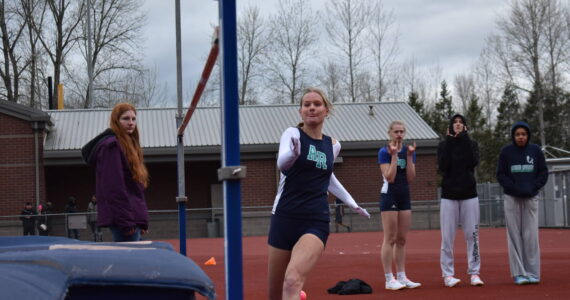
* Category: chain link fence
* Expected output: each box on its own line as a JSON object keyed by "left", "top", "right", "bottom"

{"left": 2, "top": 170, "right": 568, "bottom": 240}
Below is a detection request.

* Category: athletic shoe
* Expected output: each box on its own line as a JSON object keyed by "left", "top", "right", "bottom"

{"left": 385, "top": 279, "right": 406, "bottom": 290}
{"left": 527, "top": 275, "right": 540, "bottom": 284}
{"left": 514, "top": 276, "right": 530, "bottom": 285}
{"left": 444, "top": 276, "right": 461, "bottom": 287}
{"left": 470, "top": 275, "right": 484, "bottom": 286}
{"left": 398, "top": 277, "right": 422, "bottom": 289}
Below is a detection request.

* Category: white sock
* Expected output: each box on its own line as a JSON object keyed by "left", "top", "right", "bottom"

{"left": 397, "top": 272, "right": 406, "bottom": 280}
{"left": 385, "top": 273, "right": 394, "bottom": 281}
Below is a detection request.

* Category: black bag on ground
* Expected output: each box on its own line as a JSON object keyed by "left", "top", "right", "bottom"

{"left": 327, "top": 279, "right": 372, "bottom": 295}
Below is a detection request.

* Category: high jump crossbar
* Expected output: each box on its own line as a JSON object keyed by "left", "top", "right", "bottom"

{"left": 177, "top": 27, "right": 220, "bottom": 136}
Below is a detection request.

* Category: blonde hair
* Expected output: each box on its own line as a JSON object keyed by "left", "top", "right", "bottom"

{"left": 297, "top": 87, "right": 333, "bottom": 127}
{"left": 109, "top": 103, "right": 149, "bottom": 188}
{"left": 387, "top": 120, "right": 406, "bottom": 141}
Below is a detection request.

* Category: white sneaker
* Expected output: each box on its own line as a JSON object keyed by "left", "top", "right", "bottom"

{"left": 398, "top": 277, "right": 422, "bottom": 289}
{"left": 444, "top": 276, "right": 461, "bottom": 287}
{"left": 385, "top": 279, "right": 406, "bottom": 290}
{"left": 470, "top": 275, "right": 484, "bottom": 286}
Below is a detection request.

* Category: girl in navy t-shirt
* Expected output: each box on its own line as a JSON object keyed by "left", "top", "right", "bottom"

{"left": 378, "top": 120, "right": 420, "bottom": 290}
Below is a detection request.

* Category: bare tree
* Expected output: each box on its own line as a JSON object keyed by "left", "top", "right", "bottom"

{"left": 0, "top": 0, "right": 27, "bottom": 102}
{"left": 427, "top": 62, "right": 443, "bottom": 104}
{"left": 495, "top": 0, "right": 551, "bottom": 146}
{"left": 474, "top": 45, "right": 501, "bottom": 128}
{"left": 397, "top": 56, "right": 433, "bottom": 104}
{"left": 400, "top": 56, "right": 421, "bottom": 96}
{"left": 116, "top": 66, "right": 168, "bottom": 107}
{"left": 266, "top": 0, "right": 317, "bottom": 104}
{"left": 543, "top": 1, "right": 570, "bottom": 94}
{"left": 78, "top": 0, "right": 146, "bottom": 108}
{"left": 32, "top": 0, "right": 84, "bottom": 105}
{"left": 318, "top": 60, "right": 344, "bottom": 103}
{"left": 368, "top": 0, "right": 399, "bottom": 102}
{"left": 453, "top": 73, "right": 475, "bottom": 113}
{"left": 237, "top": 5, "right": 268, "bottom": 105}
{"left": 325, "top": 0, "right": 373, "bottom": 102}
{"left": 19, "top": 0, "right": 46, "bottom": 108}
{"left": 486, "top": 34, "right": 517, "bottom": 85}
{"left": 356, "top": 70, "right": 374, "bottom": 102}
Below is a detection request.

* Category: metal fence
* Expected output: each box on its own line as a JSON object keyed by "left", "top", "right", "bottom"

{"left": 540, "top": 169, "right": 570, "bottom": 227}
{"left": 2, "top": 170, "right": 568, "bottom": 240}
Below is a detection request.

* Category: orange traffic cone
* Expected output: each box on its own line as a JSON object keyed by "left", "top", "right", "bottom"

{"left": 204, "top": 257, "right": 216, "bottom": 266}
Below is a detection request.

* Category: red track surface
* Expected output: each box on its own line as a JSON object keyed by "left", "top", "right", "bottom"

{"left": 165, "top": 228, "right": 570, "bottom": 299}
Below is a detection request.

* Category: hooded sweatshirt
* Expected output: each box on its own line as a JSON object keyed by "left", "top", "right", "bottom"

{"left": 437, "top": 114, "right": 479, "bottom": 200}
{"left": 496, "top": 121, "right": 548, "bottom": 198}
{"left": 81, "top": 129, "right": 148, "bottom": 232}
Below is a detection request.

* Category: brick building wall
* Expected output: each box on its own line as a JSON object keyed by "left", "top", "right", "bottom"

{"left": 239, "top": 154, "right": 438, "bottom": 209}
{"left": 39, "top": 152, "right": 436, "bottom": 238}
{"left": 0, "top": 114, "right": 46, "bottom": 215}
{"left": 241, "top": 160, "right": 277, "bottom": 207}
{"left": 44, "top": 161, "right": 221, "bottom": 213}
{"left": 237, "top": 154, "right": 438, "bottom": 236}
{"left": 333, "top": 155, "right": 437, "bottom": 203}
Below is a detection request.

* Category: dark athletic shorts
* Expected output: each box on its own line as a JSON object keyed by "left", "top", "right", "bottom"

{"left": 268, "top": 214, "right": 329, "bottom": 251}
{"left": 380, "top": 188, "right": 411, "bottom": 211}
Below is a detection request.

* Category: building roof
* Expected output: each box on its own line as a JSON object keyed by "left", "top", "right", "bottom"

{"left": 44, "top": 102, "right": 439, "bottom": 163}
{"left": 0, "top": 100, "right": 52, "bottom": 124}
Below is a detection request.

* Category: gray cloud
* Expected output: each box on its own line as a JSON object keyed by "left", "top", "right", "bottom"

{"left": 141, "top": 0, "right": 508, "bottom": 106}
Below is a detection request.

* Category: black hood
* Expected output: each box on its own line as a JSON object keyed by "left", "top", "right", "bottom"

{"left": 81, "top": 128, "right": 115, "bottom": 165}
{"left": 448, "top": 114, "right": 467, "bottom": 135}
{"left": 510, "top": 121, "right": 531, "bottom": 147}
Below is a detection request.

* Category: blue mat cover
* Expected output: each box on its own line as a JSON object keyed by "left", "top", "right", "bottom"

{"left": 0, "top": 236, "right": 216, "bottom": 300}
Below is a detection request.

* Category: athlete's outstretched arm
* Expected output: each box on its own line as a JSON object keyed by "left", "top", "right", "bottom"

{"left": 328, "top": 174, "right": 370, "bottom": 218}
{"left": 277, "top": 128, "right": 301, "bottom": 171}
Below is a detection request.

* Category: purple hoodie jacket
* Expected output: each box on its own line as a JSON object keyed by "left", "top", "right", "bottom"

{"left": 90, "top": 135, "right": 148, "bottom": 232}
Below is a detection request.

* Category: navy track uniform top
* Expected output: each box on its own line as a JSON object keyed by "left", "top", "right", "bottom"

{"left": 378, "top": 145, "right": 416, "bottom": 194}
{"left": 272, "top": 128, "right": 334, "bottom": 222}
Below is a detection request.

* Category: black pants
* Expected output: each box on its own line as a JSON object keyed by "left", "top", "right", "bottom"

{"left": 89, "top": 222, "right": 101, "bottom": 241}
{"left": 23, "top": 226, "right": 35, "bottom": 236}
{"left": 68, "top": 229, "right": 79, "bottom": 239}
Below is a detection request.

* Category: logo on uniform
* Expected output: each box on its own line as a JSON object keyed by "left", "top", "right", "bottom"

{"left": 307, "top": 145, "right": 327, "bottom": 169}
{"left": 527, "top": 155, "right": 534, "bottom": 164}
{"left": 397, "top": 158, "right": 406, "bottom": 169}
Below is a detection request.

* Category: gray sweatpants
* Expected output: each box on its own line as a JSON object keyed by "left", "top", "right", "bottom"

{"left": 440, "top": 197, "right": 481, "bottom": 277}
{"left": 503, "top": 194, "right": 540, "bottom": 279}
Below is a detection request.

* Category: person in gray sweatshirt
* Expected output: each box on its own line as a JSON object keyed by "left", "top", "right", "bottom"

{"left": 497, "top": 121, "right": 548, "bottom": 285}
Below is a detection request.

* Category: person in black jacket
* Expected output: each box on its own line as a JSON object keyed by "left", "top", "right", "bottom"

{"left": 497, "top": 121, "right": 548, "bottom": 285}
{"left": 65, "top": 197, "right": 80, "bottom": 239}
{"left": 20, "top": 202, "right": 37, "bottom": 236}
{"left": 437, "top": 114, "right": 484, "bottom": 287}
{"left": 37, "top": 202, "right": 52, "bottom": 236}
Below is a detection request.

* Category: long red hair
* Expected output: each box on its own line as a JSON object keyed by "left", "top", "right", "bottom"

{"left": 109, "top": 103, "right": 149, "bottom": 188}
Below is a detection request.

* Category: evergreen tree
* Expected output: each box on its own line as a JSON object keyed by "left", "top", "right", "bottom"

{"left": 464, "top": 93, "right": 494, "bottom": 182}
{"left": 476, "top": 128, "right": 500, "bottom": 183}
{"left": 464, "top": 93, "right": 485, "bottom": 135}
{"left": 523, "top": 86, "right": 563, "bottom": 148}
{"left": 494, "top": 83, "right": 520, "bottom": 144}
{"left": 429, "top": 80, "right": 454, "bottom": 139}
{"left": 408, "top": 91, "right": 427, "bottom": 120}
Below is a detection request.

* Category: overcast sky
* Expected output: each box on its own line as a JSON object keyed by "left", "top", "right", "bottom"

{"left": 142, "top": 0, "right": 509, "bottom": 106}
